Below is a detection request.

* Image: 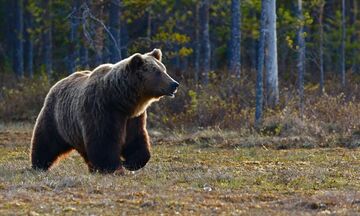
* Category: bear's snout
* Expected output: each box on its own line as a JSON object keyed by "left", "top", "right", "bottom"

{"left": 171, "top": 81, "right": 179, "bottom": 89}
{"left": 170, "top": 81, "right": 179, "bottom": 92}
{"left": 166, "top": 81, "right": 179, "bottom": 97}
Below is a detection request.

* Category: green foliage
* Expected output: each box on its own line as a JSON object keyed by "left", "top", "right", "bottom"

{"left": 186, "top": 89, "right": 198, "bottom": 115}
{"left": 1, "top": 0, "right": 360, "bottom": 76}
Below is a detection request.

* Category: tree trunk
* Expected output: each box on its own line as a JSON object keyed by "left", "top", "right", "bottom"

{"left": 255, "top": 0, "right": 267, "bottom": 127}
{"left": 69, "top": 0, "right": 80, "bottom": 74}
{"left": 44, "top": 0, "right": 53, "bottom": 77}
{"left": 80, "top": 42, "right": 89, "bottom": 69}
{"left": 297, "top": 0, "right": 305, "bottom": 116}
{"left": 108, "top": 0, "right": 122, "bottom": 63}
{"left": 265, "top": 0, "right": 279, "bottom": 107}
{"left": 174, "top": 0, "right": 181, "bottom": 72}
{"left": 24, "top": 0, "right": 34, "bottom": 78}
{"left": 121, "top": 22, "right": 128, "bottom": 58}
{"left": 14, "top": 0, "right": 24, "bottom": 78}
{"left": 340, "top": 0, "right": 346, "bottom": 87}
{"left": 229, "top": 0, "right": 241, "bottom": 78}
{"left": 147, "top": 8, "right": 152, "bottom": 39}
{"left": 5, "top": 1, "right": 15, "bottom": 72}
{"left": 194, "top": 2, "right": 200, "bottom": 83}
{"left": 350, "top": 0, "right": 358, "bottom": 74}
{"left": 201, "top": 0, "right": 210, "bottom": 84}
{"left": 319, "top": 1, "right": 325, "bottom": 94}
{"left": 94, "top": 3, "right": 105, "bottom": 65}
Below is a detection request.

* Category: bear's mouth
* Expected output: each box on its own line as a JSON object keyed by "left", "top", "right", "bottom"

{"left": 167, "top": 93, "right": 175, "bottom": 98}
{"left": 166, "top": 89, "right": 178, "bottom": 98}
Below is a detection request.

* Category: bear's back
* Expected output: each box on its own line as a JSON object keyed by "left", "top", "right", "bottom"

{"left": 47, "top": 65, "right": 114, "bottom": 146}
{"left": 73, "top": 70, "right": 91, "bottom": 77}
{"left": 89, "top": 64, "right": 113, "bottom": 79}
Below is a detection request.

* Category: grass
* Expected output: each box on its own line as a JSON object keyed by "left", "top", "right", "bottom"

{"left": 0, "top": 123, "right": 360, "bottom": 215}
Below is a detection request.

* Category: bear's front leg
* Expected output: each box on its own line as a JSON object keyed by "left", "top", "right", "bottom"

{"left": 121, "top": 112, "right": 151, "bottom": 171}
{"left": 84, "top": 116, "right": 127, "bottom": 174}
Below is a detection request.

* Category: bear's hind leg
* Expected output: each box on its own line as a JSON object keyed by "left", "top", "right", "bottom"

{"left": 31, "top": 119, "right": 73, "bottom": 170}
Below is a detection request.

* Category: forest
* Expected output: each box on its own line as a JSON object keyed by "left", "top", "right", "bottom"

{"left": 0, "top": 0, "right": 360, "bottom": 215}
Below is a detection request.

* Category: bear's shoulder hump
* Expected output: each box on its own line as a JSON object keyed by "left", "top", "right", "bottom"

{"left": 90, "top": 64, "right": 113, "bottom": 78}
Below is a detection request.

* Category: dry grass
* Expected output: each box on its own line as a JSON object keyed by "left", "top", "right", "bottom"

{"left": 1, "top": 123, "right": 360, "bottom": 215}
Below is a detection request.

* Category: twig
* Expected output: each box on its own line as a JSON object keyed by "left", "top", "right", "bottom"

{"left": 81, "top": 3, "right": 121, "bottom": 58}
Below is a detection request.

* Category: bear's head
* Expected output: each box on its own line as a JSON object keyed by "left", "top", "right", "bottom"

{"left": 124, "top": 49, "right": 179, "bottom": 117}
{"left": 129, "top": 49, "right": 179, "bottom": 98}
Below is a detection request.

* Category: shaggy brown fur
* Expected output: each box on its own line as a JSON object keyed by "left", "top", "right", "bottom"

{"left": 30, "top": 49, "right": 179, "bottom": 173}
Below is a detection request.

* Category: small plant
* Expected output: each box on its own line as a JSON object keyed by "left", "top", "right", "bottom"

{"left": 260, "top": 123, "right": 283, "bottom": 136}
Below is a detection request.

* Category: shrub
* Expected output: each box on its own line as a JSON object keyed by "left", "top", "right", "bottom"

{"left": 0, "top": 76, "right": 50, "bottom": 121}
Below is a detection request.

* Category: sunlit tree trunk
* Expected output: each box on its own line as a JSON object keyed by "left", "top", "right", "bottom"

{"left": 265, "top": 0, "right": 279, "bottom": 107}
{"left": 229, "top": 0, "right": 241, "bottom": 78}
{"left": 255, "top": 0, "right": 267, "bottom": 127}
{"left": 14, "top": 0, "right": 24, "bottom": 78}
{"left": 340, "top": 0, "right": 346, "bottom": 87}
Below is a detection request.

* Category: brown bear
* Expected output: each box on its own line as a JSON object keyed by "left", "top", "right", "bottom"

{"left": 30, "top": 49, "right": 179, "bottom": 173}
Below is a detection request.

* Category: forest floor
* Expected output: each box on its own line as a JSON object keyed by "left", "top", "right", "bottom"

{"left": 0, "top": 122, "right": 360, "bottom": 215}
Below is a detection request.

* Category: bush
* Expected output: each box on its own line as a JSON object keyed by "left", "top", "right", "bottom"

{"left": 0, "top": 75, "right": 50, "bottom": 121}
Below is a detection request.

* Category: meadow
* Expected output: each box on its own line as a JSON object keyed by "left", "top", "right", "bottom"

{"left": 0, "top": 122, "right": 360, "bottom": 215}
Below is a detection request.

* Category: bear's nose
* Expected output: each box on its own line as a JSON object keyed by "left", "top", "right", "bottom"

{"left": 171, "top": 81, "right": 179, "bottom": 89}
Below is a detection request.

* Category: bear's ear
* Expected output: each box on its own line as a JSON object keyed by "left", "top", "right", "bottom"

{"left": 129, "top": 53, "right": 144, "bottom": 70}
{"left": 148, "top": 48, "right": 162, "bottom": 61}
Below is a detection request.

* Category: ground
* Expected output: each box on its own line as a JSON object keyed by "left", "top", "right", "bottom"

{"left": 0, "top": 123, "right": 359, "bottom": 215}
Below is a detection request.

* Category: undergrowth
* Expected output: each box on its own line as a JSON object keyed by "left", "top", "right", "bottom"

{"left": 0, "top": 72, "right": 359, "bottom": 148}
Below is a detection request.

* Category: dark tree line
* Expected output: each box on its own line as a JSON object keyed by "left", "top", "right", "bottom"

{"left": 0, "top": 0, "right": 359, "bottom": 124}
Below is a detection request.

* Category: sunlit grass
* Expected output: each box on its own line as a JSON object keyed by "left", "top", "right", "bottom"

{"left": 0, "top": 125, "right": 360, "bottom": 215}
